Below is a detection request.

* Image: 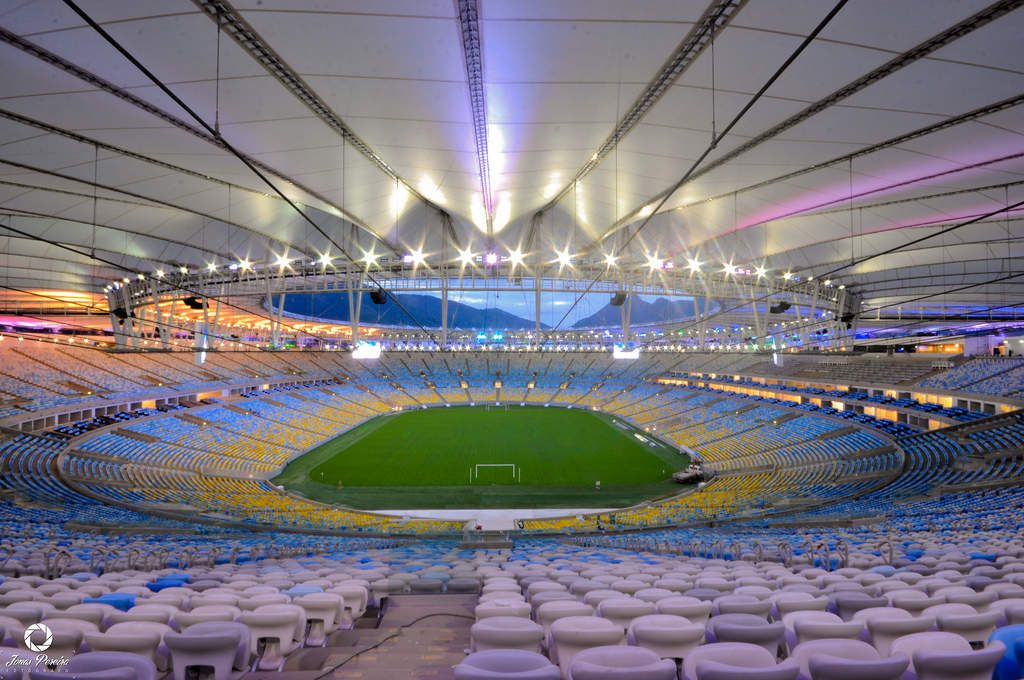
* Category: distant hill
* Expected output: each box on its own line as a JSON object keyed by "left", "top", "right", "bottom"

{"left": 282, "top": 292, "right": 542, "bottom": 330}
{"left": 571, "top": 295, "right": 701, "bottom": 328}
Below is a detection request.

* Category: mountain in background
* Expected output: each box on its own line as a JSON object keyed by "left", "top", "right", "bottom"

{"left": 282, "top": 292, "right": 542, "bottom": 330}
{"left": 571, "top": 296, "right": 700, "bottom": 328}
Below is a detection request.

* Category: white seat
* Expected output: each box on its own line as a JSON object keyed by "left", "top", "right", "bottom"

{"left": 295, "top": 592, "right": 344, "bottom": 645}
{"left": 471, "top": 616, "right": 545, "bottom": 653}
{"left": 549, "top": 616, "right": 624, "bottom": 679}
{"left": 83, "top": 629, "right": 164, "bottom": 671}
{"left": 568, "top": 644, "right": 676, "bottom": 680}
{"left": 106, "top": 621, "right": 175, "bottom": 671}
{"left": 922, "top": 603, "right": 999, "bottom": 645}
{"left": 781, "top": 610, "right": 862, "bottom": 651}
{"left": 627, "top": 614, "right": 704, "bottom": 661}
{"left": 597, "top": 597, "right": 657, "bottom": 631}
{"left": 891, "top": 632, "right": 1005, "bottom": 680}
{"left": 853, "top": 607, "right": 934, "bottom": 657}
{"left": 655, "top": 596, "right": 712, "bottom": 625}
{"left": 239, "top": 608, "right": 301, "bottom": 671}
{"left": 254, "top": 603, "right": 307, "bottom": 645}
{"left": 476, "top": 598, "right": 532, "bottom": 621}
{"left": 328, "top": 582, "right": 369, "bottom": 624}
{"left": 536, "top": 600, "right": 594, "bottom": 639}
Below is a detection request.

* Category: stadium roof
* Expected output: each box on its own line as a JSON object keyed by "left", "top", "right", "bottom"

{"left": 0, "top": 0, "right": 1022, "bottom": 328}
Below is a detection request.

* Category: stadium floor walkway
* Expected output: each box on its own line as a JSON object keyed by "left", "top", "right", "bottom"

{"left": 245, "top": 594, "right": 475, "bottom": 679}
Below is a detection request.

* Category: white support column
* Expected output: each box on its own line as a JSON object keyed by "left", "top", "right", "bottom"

{"left": 347, "top": 270, "right": 362, "bottom": 346}
{"left": 210, "top": 283, "right": 224, "bottom": 348}
{"left": 195, "top": 293, "right": 210, "bottom": 353}
{"left": 273, "top": 291, "right": 286, "bottom": 348}
{"left": 791, "top": 290, "right": 807, "bottom": 349}
{"left": 622, "top": 287, "right": 632, "bottom": 343}
{"left": 131, "top": 281, "right": 152, "bottom": 345}
{"left": 700, "top": 294, "right": 712, "bottom": 350}
{"left": 121, "top": 286, "right": 141, "bottom": 349}
{"left": 107, "top": 288, "right": 128, "bottom": 349}
{"left": 808, "top": 286, "right": 819, "bottom": 349}
{"left": 441, "top": 273, "right": 449, "bottom": 348}
{"left": 163, "top": 296, "right": 176, "bottom": 349}
{"left": 750, "top": 285, "right": 765, "bottom": 350}
{"left": 151, "top": 283, "right": 169, "bottom": 349}
{"left": 691, "top": 296, "right": 701, "bottom": 349}
{"left": 263, "top": 271, "right": 276, "bottom": 347}
{"left": 534, "top": 272, "right": 542, "bottom": 335}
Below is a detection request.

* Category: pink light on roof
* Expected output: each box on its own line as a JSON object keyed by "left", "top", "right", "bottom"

{"left": 0, "top": 315, "right": 63, "bottom": 329}
{"left": 731, "top": 150, "right": 1024, "bottom": 235}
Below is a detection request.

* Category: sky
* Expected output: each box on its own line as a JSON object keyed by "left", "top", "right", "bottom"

{"left": 445, "top": 290, "right": 599, "bottom": 327}
{"left": 444, "top": 290, "right": 693, "bottom": 327}
{"left": 285, "top": 289, "right": 696, "bottom": 329}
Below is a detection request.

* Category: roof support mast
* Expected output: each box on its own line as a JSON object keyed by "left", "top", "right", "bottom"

{"left": 456, "top": 0, "right": 495, "bottom": 240}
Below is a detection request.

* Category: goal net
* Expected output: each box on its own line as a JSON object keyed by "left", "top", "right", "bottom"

{"left": 471, "top": 463, "right": 520, "bottom": 485}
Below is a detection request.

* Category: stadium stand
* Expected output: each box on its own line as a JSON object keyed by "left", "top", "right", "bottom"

{"left": 918, "top": 357, "right": 1024, "bottom": 396}
{"left": 0, "top": 347, "right": 1020, "bottom": 677}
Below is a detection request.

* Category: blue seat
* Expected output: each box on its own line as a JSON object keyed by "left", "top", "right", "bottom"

{"left": 990, "top": 625, "right": 1024, "bottom": 680}
{"left": 83, "top": 593, "right": 136, "bottom": 611}
{"left": 148, "top": 578, "right": 188, "bottom": 592}
{"left": 285, "top": 585, "right": 323, "bottom": 597}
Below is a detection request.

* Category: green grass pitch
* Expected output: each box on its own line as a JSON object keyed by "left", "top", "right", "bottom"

{"left": 272, "top": 406, "right": 689, "bottom": 509}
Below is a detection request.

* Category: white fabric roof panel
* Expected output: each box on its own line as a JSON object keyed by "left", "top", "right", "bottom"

{"left": 0, "top": 0, "right": 1018, "bottom": 324}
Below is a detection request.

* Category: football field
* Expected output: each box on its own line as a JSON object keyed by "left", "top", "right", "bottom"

{"left": 272, "top": 405, "right": 688, "bottom": 509}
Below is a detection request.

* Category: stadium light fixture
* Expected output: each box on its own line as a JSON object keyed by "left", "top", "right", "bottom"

{"left": 238, "top": 258, "right": 253, "bottom": 272}
{"left": 179, "top": 265, "right": 188, "bottom": 274}
{"left": 457, "top": 247, "right": 476, "bottom": 267}
{"left": 782, "top": 271, "right": 793, "bottom": 280}
{"left": 274, "top": 253, "right": 292, "bottom": 270}
{"left": 603, "top": 251, "right": 618, "bottom": 268}
{"left": 646, "top": 253, "right": 663, "bottom": 271}
{"left": 508, "top": 247, "right": 525, "bottom": 268}
{"left": 722, "top": 261, "right": 737, "bottom": 276}
{"left": 755, "top": 265, "right": 768, "bottom": 278}
{"left": 352, "top": 340, "right": 382, "bottom": 360}
{"left": 554, "top": 247, "right": 573, "bottom": 269}
{"left": 409, "top": 248, "right": 426, "bottom": 267}
{"left": 122, "top": 277, "right": 130, "bottom": 284}
{"left": 686, "top": 257, "right": 702, "bottom": 273}
{"left": 360, "top": 248, "right": 378, "bottom": 268}
{"left": 136, "top": 273, "right": 145, "bottom": 280}
{"left": 154, "top": 269, "right": 164, "bottom": 279}
{"left": 318, "top": 252, "right": 333, "bottom": 268}
{"left": 206, "top": 261, "right": 217, "bottom": 273}
{"left": 613, "top": 343, "right": 640, "bottom": 359}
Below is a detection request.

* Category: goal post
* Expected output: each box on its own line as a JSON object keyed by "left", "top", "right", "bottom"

{"left": 471, "top": 463, "right": 519, "bottom": 484}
